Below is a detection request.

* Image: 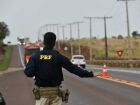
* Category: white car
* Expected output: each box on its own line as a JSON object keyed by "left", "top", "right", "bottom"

{"left": 71, "top": 55, "right": 86, "bottom": 68}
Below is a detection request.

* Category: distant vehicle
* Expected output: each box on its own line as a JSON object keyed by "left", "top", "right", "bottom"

{"left": 71, "top": 55, "right": 86, "bottom": 68}
{"left": 24, "top": 43, "right": 40, "bottom": 64}
{"left": 17, "top": 36, "right": 25, "bottom": 45}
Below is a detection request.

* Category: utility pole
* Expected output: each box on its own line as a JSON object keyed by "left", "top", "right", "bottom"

{"left": 38, "top": 26, "right": 43, "bottom": 42}
{"left": 84, "top": 16, "right": 94, "bottom": 61}
{"left": 61, "top": 25, "right": 66, "bottom": 42}
{"left": 45, "top": 24, "right": 48, "bottom": 33}
{"left": 67, "top": 23, "right": 74, "bottom": 56}
{"left": 117, "top": 0, "right": 135, "bottom": 59}
{"left": 56, "top": 24, "right": 61, "bottom": 50}
{"left": 73, "top": 21, "right": 83, "bottom": 55}
{"left": 52, "top": 24, "right": 55, "bottom": 32}
{"left": 94, "top": 16, "right": 112, "bottom": 60}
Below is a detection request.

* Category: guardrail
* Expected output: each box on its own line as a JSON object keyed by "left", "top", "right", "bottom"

{"left": 87, "top": 60, "right": 140, "bottom": 68}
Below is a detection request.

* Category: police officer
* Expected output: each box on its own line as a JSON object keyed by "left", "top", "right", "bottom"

{"left": 24, "top": 32, "right": 98, "bottom": 105}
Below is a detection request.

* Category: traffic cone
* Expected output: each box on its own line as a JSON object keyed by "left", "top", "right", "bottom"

{"left": 101, "top": 64, "right": 108, "bottom": 78}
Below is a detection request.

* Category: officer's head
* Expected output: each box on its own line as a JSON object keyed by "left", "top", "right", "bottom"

{"left": 43, "top": 32, "right": 56, "bottom": 47}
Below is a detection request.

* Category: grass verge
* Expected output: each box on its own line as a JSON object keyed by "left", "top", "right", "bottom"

{"left": 0, "top": 46, "right": 13, "bottom": 71}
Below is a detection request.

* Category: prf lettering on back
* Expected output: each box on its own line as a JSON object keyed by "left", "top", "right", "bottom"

{"left": 40, "top": 55, "right": 52, "bottom": 60}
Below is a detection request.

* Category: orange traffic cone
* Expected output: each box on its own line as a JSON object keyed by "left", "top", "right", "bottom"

{"left": 101, "top": 64, "right": 108, "bottom": 78}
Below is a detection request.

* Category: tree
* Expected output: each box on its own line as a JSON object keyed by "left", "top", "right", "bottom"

{"left": 112, "top": 36, "right": 117, "bottom": 39}
{"left": 0, "top": 21, "right": 10, "bottom": 55}
{"left": 0, "top": 21, "right": 10, "bottom": 42}
{"left": 132, "top": 31, "right": 140, "bottom": 38}
{"left": 118, "top": 34, "right": 123, "bottom": 39}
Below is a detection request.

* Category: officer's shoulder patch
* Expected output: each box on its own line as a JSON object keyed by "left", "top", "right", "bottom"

{"left": 40, "top": 54, "right": 52, "bottom": 60}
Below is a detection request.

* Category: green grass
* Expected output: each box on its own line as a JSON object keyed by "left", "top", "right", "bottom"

{"left": 0, "top": 46, "right": 13, "bottom": 71}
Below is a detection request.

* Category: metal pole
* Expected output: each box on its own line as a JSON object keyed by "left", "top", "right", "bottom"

{"left": 77, "top": 23, "right": 81, "bottom": 55}
{"left": 56, "top": 24, "right": 61, "bottom": 50}
{"left": 38, "top": 26, "right": 43, "bottom": 42}
{"left": 49, "top": 24, "right": 52, "bottom": 32}
{"left": 117, "top": 0, "right": 135, "bottom": 59}
{"left": 104, "top": 17, "right": 108, "bottom": 60}
{"left": 52, "top": 24, "right": 55, "bottom": 32}
{"left": 69, "top": 23, "right": 74, "bottom": 56}
{"left": 126, "top": 0, "right": 131, "bottom": 59}
{"left": 84, "top": 17, "right": 94, "bottom": 61}
{"left": 94, "top": 16, "right": 112, "bottom": 60}
{"left": 45, "top": 24, "right": 48, "bottom": 33}
{"left": 73, "top": 22, "right": 83, "bottom": 55}
{"left": 61, "top": 26, "right": 65, "bottom": 42}
{"left": 70, "top": 24, "right": 74, "bottom": 56}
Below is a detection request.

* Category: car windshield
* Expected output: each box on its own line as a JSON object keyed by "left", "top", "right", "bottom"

{"left": 73, "top": 56, "right": 84, "bottom": 59}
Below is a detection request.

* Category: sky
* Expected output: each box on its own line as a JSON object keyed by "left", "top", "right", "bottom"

{"left": 0, "top": 0, "right": 140, "bottom": 44}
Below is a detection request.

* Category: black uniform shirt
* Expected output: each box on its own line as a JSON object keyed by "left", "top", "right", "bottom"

{"left": 24, "top": 46, "right": 93, "bottom": 87}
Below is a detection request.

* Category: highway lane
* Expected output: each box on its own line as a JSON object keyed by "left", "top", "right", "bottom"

{"left": 18, "top": 44, "right": 140, "bottom": 83}
{"left": 0, "top": 69, "right": 140, "bottom": 105}
{"left": 9, "top": 45, "right": 23, "bottom": 68}
{"left": 0, "top": 45, "right": 140, "bottom": 105}
{"left": 62, "top": 70, "right": 140, "bottom": 105}
{"left": 87, "top": 65, "right": 140, "bottom": 83}
{"left": 18, "top": 44, "right": 25, "bottom": 68}
{"left": 0, "top": 70, "right": 35, "bottom": 105}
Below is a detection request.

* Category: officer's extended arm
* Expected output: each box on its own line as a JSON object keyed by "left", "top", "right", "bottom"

{"left": 60, "top": 54, "right": 93, "bottom": 77}
{"left": 24, "top": 56, "right": 36, "bottom": 77}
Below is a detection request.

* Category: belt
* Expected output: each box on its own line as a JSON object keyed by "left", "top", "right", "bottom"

{"left": 38, "top": 87, "right": 60, "bottom": 96}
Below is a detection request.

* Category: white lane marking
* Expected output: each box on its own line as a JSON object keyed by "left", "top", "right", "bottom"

{"left": 18, "top": 45, "right": 25, "bottom": 68}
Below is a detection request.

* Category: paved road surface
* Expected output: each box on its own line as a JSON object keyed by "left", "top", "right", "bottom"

{"left": 0, "top": 71, "right": 35, "bottom": 105}
{"left": 62, "top": 70, "right": 140, "bottom": 105}
{"left": 1, "top": 69, "right": 140, "bottom": 105}
{"left": 0, "top": 45, "right": 140, "bottom": 105}
{"left": 87, "top": 66, "right": 140, "bottom": 83}
{"left": 9, "top": 45, "right": 22, "bottom": 68}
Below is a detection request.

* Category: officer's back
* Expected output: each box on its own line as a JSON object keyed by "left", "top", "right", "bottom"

{"left": 24, "top": 32, "right": 93, "bottom": 87}
{"left": 24, "top": 32, "right": 94, "bottom": 105}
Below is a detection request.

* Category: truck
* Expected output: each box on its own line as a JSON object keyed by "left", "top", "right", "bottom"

{"left": 24, "top": 43, "right": 40, "bottom": 64}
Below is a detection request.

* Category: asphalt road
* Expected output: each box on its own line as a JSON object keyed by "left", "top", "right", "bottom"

{"left": 9, "top": 45, "right": 22, "bottom": 68}
{"left": 0, "top": 45, "right": 140, "bottom": 105}
{"left": 0, "top": 71, "right": 35, "bottom": 105}
{"left": 87, "top": 66, "right": 140, "bottom": 83}
{"left": 1, "top": 69, "right": 140, "bottom": 105}
{"left": 62, "top": 70, "right": 140, "bottom": 105}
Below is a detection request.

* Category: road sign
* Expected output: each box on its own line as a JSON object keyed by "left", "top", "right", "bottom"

{"left": 64, "top": 46, "right": 68, "bottom": 51}
{"left": 116, "top": 50, "right": 124, "bottom": 57}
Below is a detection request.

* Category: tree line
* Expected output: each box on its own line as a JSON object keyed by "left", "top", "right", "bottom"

{"left": 0, "top": 21, "right": 10, "bottom": 55}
